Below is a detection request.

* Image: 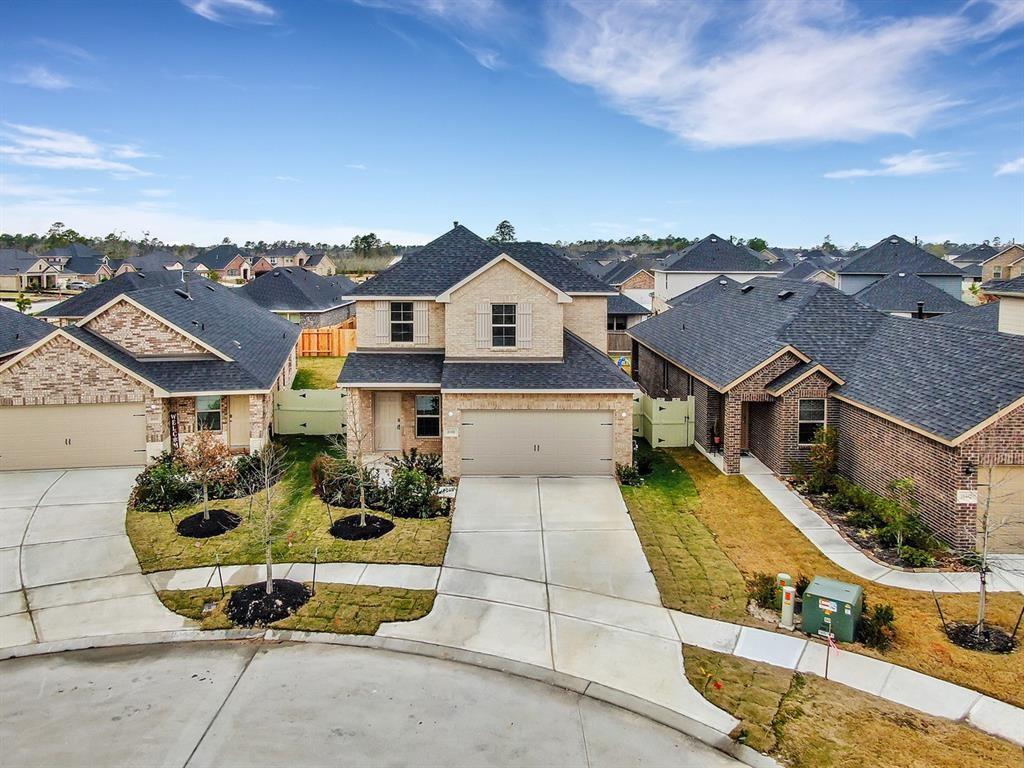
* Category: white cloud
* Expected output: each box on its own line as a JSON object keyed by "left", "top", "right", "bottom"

{"left": 31, "top": 38, "right": 96, "bottom": 61}
{"left": 345, "top": 163, "right": 368, "bottom": 171}
{"left": 0, "top": 175, "right": 101, "bottom": 205}
{"left": 354, "top": 0, "right": 507, "bottom": 32}
{"left": 824, "top": 150, "right": 960, "bottom": 179}
{"left": 542, "top": 0, "right": 1024, "bottom": 147}
{"left": 457, "top": 39, "right": 501, "bottom": 70}
{"left": 111, "top": 144, "right": 156, "bottom": 159}
{"left": 182, "top": 0, "right": 277, "bottom": 24}
{"left": 9, "top": 65, "right": 73, "bottom": 90}
{"left": 140, "top": 188, "right": 173, "bottom": 198}
{"left": 995, "top": 156, "right": 1024, "bottom": 176}
{"left": 0, "top": 123, "right": 151, "bottom": 177}
{"left": 274, "top": 175, "right": 301, "bottom": 182}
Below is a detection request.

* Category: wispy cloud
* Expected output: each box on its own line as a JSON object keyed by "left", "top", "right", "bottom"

{"left": 140, "top": 188, "right": 173, "bottom": 198}
{"left": 995, "top": 156, "right": 1024, "bottom": 176}
{"left": 8, "top": 65, "right": 73, "bottom": 90}
{"left": 32, "top": 38, "right": 95, "bottom": 61}
{"left": 0, "top": 123, "right": 152, "bottom": 178}
{"left": 542, "top": 0, "right": 1024, "bottom": 148}
{"left": 274, "top": 175, "right": 301, "bottom": 182}
{"left": 456, "top": 39, "right": 501, "bottom": 70}
{"left": 182, "top": 0, "right": 277, "bottom": 25}
{"left": 345, "top": 163, "right": 368, "bottom": 171}
{"left": 824, "top": 150, "right": 960, "bottom": 179}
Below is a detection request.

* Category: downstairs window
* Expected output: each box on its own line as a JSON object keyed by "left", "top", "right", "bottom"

{"left": 798, "top": 399, "right": 826, "bottom": 445}
{"left": 196, "top": 395, "right": 222, "bottom": 431}
{"left": 415, "top": 395, "right": 441, "bottom": 438}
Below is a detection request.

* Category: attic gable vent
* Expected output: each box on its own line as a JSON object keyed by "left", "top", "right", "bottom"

{"left": 740, "top": 285, "right": 754, "bottom": 293}
{"left": 718, "top": 279, "right": 728, "bottom": 285}
{"left": 777, "top": 290, "right": 794, "bottom": 300}
{"left": 889, "top": 237, "right": 898, "bottom": 244}
{"left": 710, "top": 237, "right": 718, "bottom": 243}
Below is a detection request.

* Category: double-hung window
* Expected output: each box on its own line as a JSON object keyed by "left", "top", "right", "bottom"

{"left": 415, "top": 395, "right": 441, "bottom": 438}
{"left": 390, "top": 301, "right": 414, "bottom": 342}
{"left": 491, "top": 303, "right": 517, "bottom": 347}
{"left": 196, "top": 395, "right": 222, "bottom": 431}
{"left": 798, "top": 399, "right": 826, "bottom": 445}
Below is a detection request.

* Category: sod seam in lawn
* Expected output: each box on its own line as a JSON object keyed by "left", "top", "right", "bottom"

{"left": 621, "top": 447, "right": 1024, "bottom": 708}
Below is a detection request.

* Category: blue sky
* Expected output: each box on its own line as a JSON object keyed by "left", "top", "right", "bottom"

{"left": 1, "top": 0, "right": 1022, "bottom": 247}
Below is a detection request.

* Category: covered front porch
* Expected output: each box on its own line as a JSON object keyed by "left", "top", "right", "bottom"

{"left": 345, "top": 387, "right": 443, "bottom": 457}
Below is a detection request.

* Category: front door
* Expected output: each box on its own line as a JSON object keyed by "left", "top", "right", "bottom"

{"left": 229, "top": 396, "right": 251, "bottom": 448}
{"left": 374, "top": 392, "right": 402, "bottom": 451}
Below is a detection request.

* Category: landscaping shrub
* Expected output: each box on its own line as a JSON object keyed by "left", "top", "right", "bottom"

{"left": 857, "top": 600, "right": 897, "bottom": 651}
{"left": 794, "top": 573, "right": 811, "bottom": 598}
{"left": 386, "top": 449, "right": 444, "bottom": 483}
{"left": 617, "top": 463, "right": 643, "bottom": 487}
{"left": 747, "top": 572, "right": 779, "bottom": 611}
{"left": 804, "top": 425, "right": 838, "bottom": 494}
{"left": 829, "top": 477, "right": 884, "bottom": 527}
{"left": 387, "top": 467, "right": 445, "bottom": 519}
{"left": 898, "top": 546, "right": 936, "bottom": 568}
{"left": 311, "top": 453, "right": 385, "bottom": 510}
{"left": 876, "top": 478, "right": 938, "bottom": 553}
{"left": 129, "top": 452, "right": 196, "bottom": 512}
{"left": 634, "top": 440, "right": 655, "bottom": 476}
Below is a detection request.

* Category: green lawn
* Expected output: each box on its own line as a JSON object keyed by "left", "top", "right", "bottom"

{"left": 126, "top": 435, "right": 450, "bottom": 572}
{"left": 293, "top": 356, "right": 346, "bottom": 389}
{"left": 158, "top": 583, "right": 435, "bottom": 634}
{"left": 684, "top": 648, "right": 1021, "bottom": 768}
{"left": 621, "top": 447, "right": 1024, "bottom": 707}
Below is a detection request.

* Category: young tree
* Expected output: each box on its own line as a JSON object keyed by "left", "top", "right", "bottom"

{"left": 488, "top": 220, "right": 516, "bottom": 243}
{"left": 747, "top": 237, "right": 768, "bottom": 252}
{"left": 178, "top": 431, "right": 237, "bottom": 522}
{"left": 251, "top": 443, "right": 287, "bottom": 595}
{"left": 15, "top": 294, "right": 32, "bottom": 313}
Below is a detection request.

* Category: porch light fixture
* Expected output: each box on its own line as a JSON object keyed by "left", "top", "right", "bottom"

{"left": 963, "top": 460, "right": 975, "bottom": 477}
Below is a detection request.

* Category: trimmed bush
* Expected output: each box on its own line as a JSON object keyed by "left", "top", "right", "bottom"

{"left": 386, "top": 449, "right": 444, "bottom": 483}
{"left": 129, "top": 452, "right": 197, "bottom": 512}
{"left": 311, "top": 453, "right": 385, "bottom": 511}
{"left": 634, "top": 440, "right": 655, "bottom": 476}
{"left": 898, "top": 546, "right": 936, "bottom": 568}
{"left": 747, "top": 572, "right": 779, "bottom": 610}
{"left": 617, "top": 463, "right": 643, "bottom": 486}
{"left": 857, "top": 600, "right": 897, "bottom": 651}
{"left": 387, "top": 467, "right": 444, "bottom": 519}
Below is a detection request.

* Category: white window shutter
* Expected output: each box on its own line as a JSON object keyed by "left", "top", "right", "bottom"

{"left": 476, "top": 303, "right": 489, "bottom": 349}
{"left": 517, "top": 303, "right": 532, "bottom": 349}
{"left": 413, "top": 301, "right": 428, "bottom": 344}
{"left": 375, "top": 300, "right": 388, "bottom": 343}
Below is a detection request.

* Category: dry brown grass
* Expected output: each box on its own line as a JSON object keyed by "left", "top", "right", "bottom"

{"left": 684, "top": 647, "right": 1023, "bottom": 768}
{"left": 668, "top": 448, "right": 1024, "bottom": 707}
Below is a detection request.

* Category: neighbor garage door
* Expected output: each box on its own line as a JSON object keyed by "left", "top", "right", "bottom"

{"left": 459, "top": 410, "right": 614, "bottom": 476}
{"left": 0, "top": 403, "right": 147, "bottom": 470}
{"left": 978, "top": 465, "right": 1024, "bottom": 554}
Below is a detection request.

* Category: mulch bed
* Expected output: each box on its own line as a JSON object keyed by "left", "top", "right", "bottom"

{"left": 176, "top": 509, "right": 242, "bottom": 539}
{"left": 329, "top": 513, "right": 395, "bottom": 541}
{"left": 225, "top": 579, "right": 311, "bottom": 626}
{"left": 946, "top": 622, "right": 1019, "bottom": 654}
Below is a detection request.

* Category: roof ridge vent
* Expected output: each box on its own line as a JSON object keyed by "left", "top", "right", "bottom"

{"left": 174, "top": 288, "right": 192, "bottom": 300}
{"left": 777, "top": 289, "right": 794, "bottom": 300}
{"left": 740, "top": 285, "right": 754, "bottom": 293}
{"left": 897, "top": 272, "right": 906, "bottom": 277}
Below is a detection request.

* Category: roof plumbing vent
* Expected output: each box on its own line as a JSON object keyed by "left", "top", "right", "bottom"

{"left": 915, "top": 301, "right": 925, "bottom": 319}
{"left": 740, "top": 285, "right": 754, "bottom": 293}
{"left": 898, "top": 272, "right": 906, "bottom": 277}
{"left": 778, "top": 290, "right": 794, "bottom": 300}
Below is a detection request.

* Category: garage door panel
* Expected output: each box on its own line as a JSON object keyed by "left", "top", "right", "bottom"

{"left": 0, "top": 403, "right": 147, "bottom": 470}
{"left": 460, "top": 410, "right": 614, "bottom": 476}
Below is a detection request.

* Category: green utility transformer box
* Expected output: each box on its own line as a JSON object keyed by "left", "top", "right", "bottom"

{"left": 802, "top": 576, "right": 863, "bottom": 643}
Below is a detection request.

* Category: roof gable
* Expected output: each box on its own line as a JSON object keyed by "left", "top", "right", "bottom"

{"left": 853, "top": 271, "right": 966, "bottom": 314}
{"left": 242, "top": 267, "right": 356, "bottom": 311}
{"left": 838, "top": 235, "right": 962, "bottom": 276}
{"left": 662, "top": 234, "right": 783, "bottom": 273}
{"left": 436, "top": 254, "right": 571, "bottom": 303}
{"left": 0, "top": 305, "right": 53, "bottom": 358}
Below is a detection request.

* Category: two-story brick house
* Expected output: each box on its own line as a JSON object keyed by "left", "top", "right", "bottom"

{"left": 339, "top": 224, "right": 636, "bottom": 478}
{"left": 628, "top": 276, "right": 1024, "bottom": 551}
{"left": 0, "top": 275, "right": 299, "bottom": 470}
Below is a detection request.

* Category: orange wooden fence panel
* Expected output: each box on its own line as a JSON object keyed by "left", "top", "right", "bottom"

{"left": 298, "top": 326, "right": 357, "bottom": 357}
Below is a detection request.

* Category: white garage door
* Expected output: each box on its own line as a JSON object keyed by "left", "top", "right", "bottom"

{"left": 0, "top": 403, "right": 147, "bottom": 471}
{"left": 459, "top": 410, "right": 614, "bottom": 476}
{"left": 978, "top": 465, "right": 1024, "bottom": 554}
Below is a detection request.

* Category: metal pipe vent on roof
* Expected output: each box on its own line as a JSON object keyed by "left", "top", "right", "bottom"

{"left": 778, "top": 290, "right": 794, "bottom": 300}
{"left": 174, "top": 288, "right": 192, "bottom": 300}
{"left": 889, "top": 237, "right": 898, "bottom": 244}
{"left": 740, "top": 285, "right": 754, "bottom": 293}
{"left": 898, "top": 272, "right": 906, "bottom": 277}
{"left": 718, "top": 279, "right": 728, "bottom": 285}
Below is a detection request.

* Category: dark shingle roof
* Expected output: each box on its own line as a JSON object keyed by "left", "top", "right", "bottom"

{"left": 348, "top": 226, "right": 613, "bottom": 297}
{"left": 628, "top": 276, "right": 1024, "bottom": 441}
{"left": 599, "top": 259, "right": 659, "bottom": 285}
{"left": 927, "top": 302, "right": 999, "bottom": 332}
{"left": 666, "top": 275, "right": 740, "bottom": 307}
{"left": 0, "top": 305, "right": 53, "bottom": 358}
{"left": 113, "top": 251, "right": 184, "bottom": 272}
{"left": 338, "top": 352, "right": 443, "bottom": 386}
{"left": 241, "top": 268, "right": 356, "bottom": 312}
{"left": 302, "top": 252, "right": 328, "bottom": 267}
{"left": 955, "top": 244, "right": 997, "bottom": 264}
{"left": 662, "top": 234, "right": 783, "bottom": 273}
{"left": 837, "top": 235, "right": 962, "bottom": 276}
{"left": 951, "top": 258, "right": 983, "bottom": 278}
{"left": 441, "top": 331, "right": 635, "bottom": 391}
{"left": 41, "top": 243, "right": 102, "bottom": 260}
{"left": 985, "top": 275, "right": 1024, "bottom": 296}
{"left": 853, "top": 272, "right": 966, "bottom": 314}
{"left": 191, "top": 245, "right": 250, "bottom": 271}
{"left": 65, "top": 254, "right": 110, "bottom": 276}
{"left": 608, "top": 294, "right": 651, "bottom": 316}
{"left": 0, "top": 249, "right": 44, "bottom": 275}
{"left": 37, "top": 270, "right": 191, "bottom": 318}
{"left": 781, "top": 261, "right": 832, "bottom": 281}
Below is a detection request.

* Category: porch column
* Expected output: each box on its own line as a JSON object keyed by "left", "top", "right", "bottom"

{"left": 722, "top": 394, "right": 743, "bottom": 474}
{"left": 145, "top": 397, "right": 171, "bottom": 460}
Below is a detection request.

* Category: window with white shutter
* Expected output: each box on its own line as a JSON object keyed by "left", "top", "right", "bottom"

{"left": 413, "top": 301, "right": 429, "bottom": 344}
{"left": 374, "top": 300, "right": 388, "bottom": 343}
{"left": 516, "top": 303, "right": 532, "bottom": 349}
{"left": 475, "top": 303, "right": 489, "bottom": 348}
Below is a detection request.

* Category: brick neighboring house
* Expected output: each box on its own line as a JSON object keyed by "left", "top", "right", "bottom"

{"left": 339, "top": 224, "right": 635, "bottom": 478}
{"left": 836, "top": 235, "right": 963, "bottom": 298}
{"left": 0, "top": 306, "right": 52, "bottom": 363}
{"left": 652, "top": 234, "right": 783, "bottom": 311}
{"left": 40, "top": 243, "right": 113, "bottom": 285}
{"left": 189, "top": 244, "right": 265, "bottom": 283}
{"left": 981, "top": 244, "right": 1024, "bottom": 284}
{"left": 0, "top": 249, "right": 61, "bottom": 291}
{"left": 262, "top": 246, "right": 319, "bottom": 268}
{"left": 628, "top": 276, "right": 1024, "bottom": 551}
{"left": 607, "top": 294, "right": 651, "bottom": 361}
{"left": 111, "top": 251, "right": 186, "bottom": 276}
{"left": 241, "top": 267, "right": 356, "bottom": 328}
{"left": 301, "top": 252, "right": 335, "bottom": 276}
{"left": 0, "top": 276, "right": 299, "bottom": 470}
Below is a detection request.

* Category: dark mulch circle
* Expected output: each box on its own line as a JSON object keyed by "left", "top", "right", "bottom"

{"left": 329, "top": 513, "right": 395, "bottom": 541}
{"left": 225, "top": 579, "right": 311, "bottom": 627}
{"left": 176, "top": 509, "right": 241, "bottom": 539}
{"left": 946, "top": 622, "right": 1018, "bottom": 654}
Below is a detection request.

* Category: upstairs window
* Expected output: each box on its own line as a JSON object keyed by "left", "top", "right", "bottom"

{"left": 798, "top": 399, "right": 826, "bottom": 445}
{"left": 992, "top": 267, "right": 1002, "bottom": 279}
{"left": 196, "top": 395, "right": 222, "bottom": 431}
{"left": 415, "top": 395, "right": 441, "bottom": 438}
{"left": 608, "top": 316, "right": 628, "bottom": 331}
{"left": 390, "top": 301, "right": 414, "bottom": 342}
{"left": 491, "top": 303, "right": 517, "bottom": 347}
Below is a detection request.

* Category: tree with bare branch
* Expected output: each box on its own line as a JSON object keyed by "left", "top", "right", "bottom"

{"left": 178, "top": 431, "right": 236, "bottom": 522}
{"left": 252, "top": 442, "right": 288, "bottom": 595}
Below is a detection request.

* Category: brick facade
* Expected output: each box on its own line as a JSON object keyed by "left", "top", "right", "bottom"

{"left": 620, "top": 271, "right": 654, "bottom": 291}
{"left": 563, "top": 296, "right": 608, "bottom": 350}
{"left": 355, "top": 300, "right": 446, "bottom": 349}
{"left": 747, "top": 372, "right": 834, "bottom": 475}
{"left": 85, "top": 301, "right": 207, "bottom": 357}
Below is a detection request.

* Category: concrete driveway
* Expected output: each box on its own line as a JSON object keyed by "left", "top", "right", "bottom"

{"left": 378, "top": 477, "right": 739, "bottom": 737}
{"left": 0, "top": 641, "right": 740, "bottom": 767}
{"left": 0, "top": 467, "right": 187, "bottom": 648}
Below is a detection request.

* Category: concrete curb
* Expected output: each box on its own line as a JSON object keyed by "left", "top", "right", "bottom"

{"left": 0, "top": 628, "right": 781, "bottom": 768}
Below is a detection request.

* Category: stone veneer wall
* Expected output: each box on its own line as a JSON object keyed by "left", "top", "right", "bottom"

{"left": 85, "top": 301, "right": 206, "bottom": 357}
{"left": 440, "top": 391, "right": 633, "bottom": 478}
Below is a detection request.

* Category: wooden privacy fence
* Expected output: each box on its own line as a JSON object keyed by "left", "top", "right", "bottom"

{"left": 633, "top": 393, "right": 694, "bottom": 448}
{"left": 298, "top": 324, "right": 357, "bottom": 357}
{"left": 273, "top": 389, "right": 348, "bottom": 436}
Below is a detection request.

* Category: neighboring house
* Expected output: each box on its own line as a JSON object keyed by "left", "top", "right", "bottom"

{"left": 607, "top": 294, "right": 651, "bottom": 360}
{"left": 263, "top": 246, "right": 315, "bottom": 267}
{"left": 981, "top": 244, "right": 1024, "bottom": 284}
{"left": 853, "top": 271, "right": 967, "bottom": 318}
{"left": 301, "top": 252, "right": 335, "bottom": 276}
{"left": 37, "top": 270, "right": 190, "bottom": 326}
{"left": 666, "top": 275, "right": 741, "bottom": 308}
{"left": 780, "top": 260, "right": 836, "bottom": 286}
{"left": 598, "top": 258, "right": 659, "bottom": 309}
{"left": 241, "top": 267, "right": 357, "bottom": 327}
{"left": 627, "top": 276, "right": 1024, "bottom": 551}
{"left": 112, "top": 251, "right": 185, "bottom": 275}
{"left": 652, "top": 234, "right": 783, "bottom": 310}
{"left": 339, "top": 224, "right": 634, "bottom": 478}
{"left": 982, "top": 275, "right": 1024, "bottom": 335}
{"left": 0, "top": 277, "right": 300, "bottom": 470}
{"left": 952, "top": 243, "right": 997, "bottom": 266}
{"left": 39, "top": 243, "right": 113, "bottom": 285}
{"left": 190, "top": 244, "right": 254, "bottom": 282}
{"left": 0, "top": 249, "right": 61, "bottom": 291}
{"left": 928, "top": 302, "right": 1001, "bottom": 333}
{"left": 0, "top": 306, "right": 52, "bottom": 363}
{"left": 836, "top": 235, "right": 963, "bottom": 298}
